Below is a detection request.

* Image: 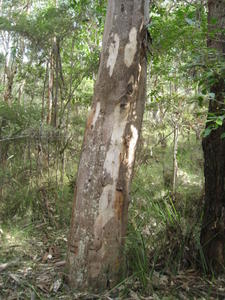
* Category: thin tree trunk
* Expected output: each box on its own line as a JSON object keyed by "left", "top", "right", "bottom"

{"left": 67, "top": 0, "right": 149, "bottom": 291}
{"left": 200, "top": 0, "right": 225, "bottom": 272}
{"left": 17, "top": 81, "right": 24, "bottom": 104}
{"left": 42, "top": 62, "right": 49, "bottom": 123}
{"left": 172, "top": 122, "right": 178, "bottom": 196}
{"left": 52, "top": 37, "right": 60, "bottom": 128}
{"left": 46, "top": 50, "right": 54, "bottom": 125}
{"left": 3, "top": 66, "right": 16, "bottom": 104}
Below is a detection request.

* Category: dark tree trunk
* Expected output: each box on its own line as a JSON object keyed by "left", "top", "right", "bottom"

{"left": 200, "top": 0, "right": 225, "bottom": 272}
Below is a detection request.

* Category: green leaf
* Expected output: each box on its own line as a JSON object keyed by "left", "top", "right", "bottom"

{"left": 221, "top": 132, "right": 225, "bottom": 139}
{"left": 216, "top": 118, "right": 223, "bottom": 126}
{"left": 203, "top": 127, "right": 212, "bottom": 137}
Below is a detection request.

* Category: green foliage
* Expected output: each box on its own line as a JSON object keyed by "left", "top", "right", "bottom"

{"left": 125, "top": 133, "right": 205, "bottom": 289}
{"left": 0, "top": 5, "right": 74, "bottom": 49}
{"left": 0, "top": 102, "right": 41, "bottom": 134}
{"left": 203, "top": 114, "right": 225, "bottom": 137}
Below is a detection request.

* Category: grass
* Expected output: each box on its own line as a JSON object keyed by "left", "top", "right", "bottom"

{"left": 1, "top": 125, "right": 222, "bottom": 299}
{"left": 124, "top": 133, "right": 205, "bottom": 290}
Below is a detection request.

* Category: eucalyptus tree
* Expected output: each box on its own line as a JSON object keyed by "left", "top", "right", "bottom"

{"left": 67, "top": 0, "right": 150, "bottom": 291}
{"left": 200, "top": 0, "right": 225, "bottom": 272}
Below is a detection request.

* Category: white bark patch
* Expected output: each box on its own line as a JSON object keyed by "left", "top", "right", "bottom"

{"left": 99, "top": 185, "right": 111, "bottom": 212}
{"left": 103, "top": 105, "right": 127, "bottom": 181}
{"left": 92, "top": 102, "right": 101, "bottom": 128}
{"left": 128, "top": 125, "right": 138, "bottom": 167}
{"left": 94, "top": 105, "right": 128, "bottom": 243}
{"left": 124, "top": 27, "right": 137, "bottom": 67}
{"left": 138, "top": 63, "right": 142, "bottom": 82}
{"left": 129, "top": 75, "right": 134, "bottom": 84}
{"left": 107, "top": 33, "right": 120, "bottom": 77}
{"left": 94, "top": 209, "right": 114, "bottom": 238}
{"left": 140, "top": 20, "right": 144, "bottom": 32}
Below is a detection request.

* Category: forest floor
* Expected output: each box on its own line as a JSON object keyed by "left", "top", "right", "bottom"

{"left": 0, "top": 222, "right": 225, "bottom": 300}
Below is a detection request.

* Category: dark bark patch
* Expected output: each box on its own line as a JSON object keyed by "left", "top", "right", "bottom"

{"left": 69, "top": 242, "right": 79, "bottom": 256}
{"left": 127, "top": 82, "right": 134, "bottom": 95}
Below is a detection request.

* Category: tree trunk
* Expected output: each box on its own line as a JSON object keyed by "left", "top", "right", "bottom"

{"left": 172, "top": 122, "right": 178, "bottom": 196}
{"left": 67, "top": 0, "right": 149, "bottom": 291}
{"left": 3, "top": 65, "right": 16, "bottom": 104}
{"left": 200, "top": 0, "right": 225, "bottom": 272}
{"left": 41, "top": 62, "right": 48, "bottom": 123}
{"left": 46, "top": 49, "right": 54, "bottom": 125}
{"left": 52, "top": 37, "right": 60, "bottom": 128}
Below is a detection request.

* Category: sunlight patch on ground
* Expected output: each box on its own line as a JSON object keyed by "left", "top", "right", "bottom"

{"left": 178, "top": 169, "right": 203, "bottom": 186}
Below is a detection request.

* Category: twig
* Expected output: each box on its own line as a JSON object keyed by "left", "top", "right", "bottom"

{"left": 0, "top": 259, "right": 19, "bottom": 272}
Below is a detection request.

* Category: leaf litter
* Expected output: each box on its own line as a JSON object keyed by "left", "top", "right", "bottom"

{"left": 0, "top": 224, "right": 225, "bottom": 299}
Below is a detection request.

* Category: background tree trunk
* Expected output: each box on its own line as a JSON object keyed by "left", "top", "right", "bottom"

{"left": 200, "top": 0, "right": 225, "bottom": 272}
{"left": 46, "top": 48, "right": 54, "bottom": 125}
{"left": 67, "top": 0, "right": 149, "bottom": 292}
{"left": 172, "top": 122, "right": 178, "bottom": 196}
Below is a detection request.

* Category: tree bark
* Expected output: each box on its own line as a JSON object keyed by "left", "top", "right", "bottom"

{"left": 200, "top": 0, "right": 225, "bottom": 272}
{"left": 67, "top": 0, "right": 149, "bottom": 291}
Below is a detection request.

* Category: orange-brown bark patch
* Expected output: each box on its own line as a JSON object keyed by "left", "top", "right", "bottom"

{"left": 114, "top": 191, "right": 124, "bottom": 220}
{"left": 83, "top": 106, "right": 97, "bottom": 144}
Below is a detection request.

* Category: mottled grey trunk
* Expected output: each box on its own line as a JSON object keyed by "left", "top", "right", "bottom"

{"left": 67, "top": 0, "right": 149, "bottom": 292}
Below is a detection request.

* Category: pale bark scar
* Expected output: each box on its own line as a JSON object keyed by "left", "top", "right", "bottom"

{"left": 92, "top": 102, "right": 101, "bottom": 128}
{"left": 86, "top": 102, "right": 101, "bottom": 130}
{"left": 124, "top": 27, "right": 137, "bottom": 67}
{"left": 93, "top": 105, "right": 129, "bottom": 252}
{"left": 107, "top": 33, "right": 120, "bottom": 77}
{"left": 128, "top": 125, "right": 138, "bottom": 167}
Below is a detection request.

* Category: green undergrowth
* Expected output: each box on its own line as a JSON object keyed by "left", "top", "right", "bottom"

{"left": 125, "top": 134, "right": 205, "bottom": 290}
{"left": 0, "top": 128, "right": 210, "bottom": 298}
